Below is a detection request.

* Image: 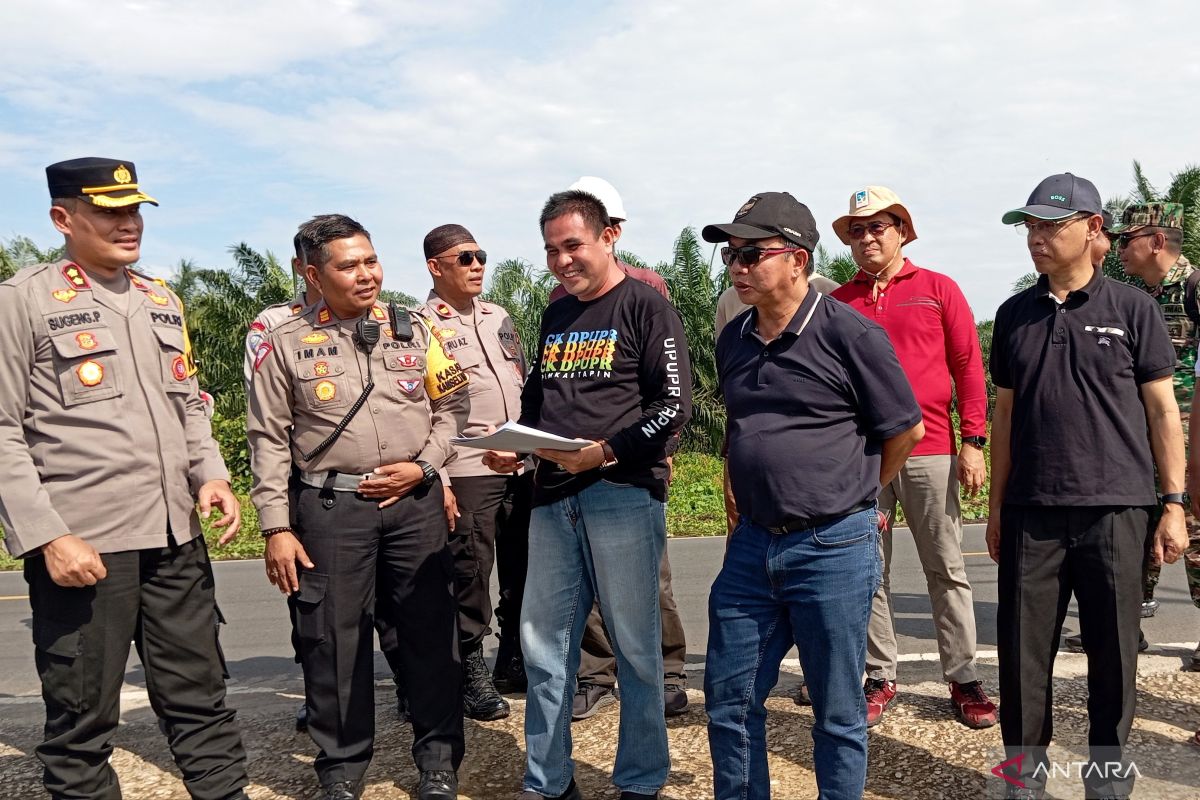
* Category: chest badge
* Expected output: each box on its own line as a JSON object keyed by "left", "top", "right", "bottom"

{"left": 171, "top": 355, "right": 188, "bottom": 381}
{"left": 314, "top": 361, "right": 330, "bottom": 376}
{"left": 147, "top": 292, "right": 170, "bottom": 306}
{"left": 396, "top": 354, "right": 419, "bottom": 368}
{"left": 397, "top": 379, "right": 420, "bottom": 394}
{"left": 77, "top": 360, "right": 104, "bottom": 387}
{"left": 75, "top": 332, "right": 99, "bottom": 351}
{"left": 314, "top": 380, "right": 337, "bottom": 402}
{"left": 301, "top": 331, "right": 329, "bottom": 345}
{"left": 1097, "top": 336, "right": 1112, "bottom": 347}
{"left": 52, "top": 288, "right": 77, "bottom": 304}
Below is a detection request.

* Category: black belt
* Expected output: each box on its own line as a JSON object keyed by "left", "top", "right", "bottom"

{"left": 758, "top": 501, "right": 875, "bottom": 535}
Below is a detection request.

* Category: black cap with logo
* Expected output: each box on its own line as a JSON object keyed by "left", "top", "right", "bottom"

{"left": 702, "top": 191, "right": 820, "bottom": 252}
{"left": 1001, "top": 172, "right": 1101, "bottom": 224}
{"left": 46, "top": 157, "right": 158, "bottom": 208}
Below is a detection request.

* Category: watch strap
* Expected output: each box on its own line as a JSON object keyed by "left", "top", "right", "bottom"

{"left": 1161, "top": 492, "right": 1185, "bottom": 506}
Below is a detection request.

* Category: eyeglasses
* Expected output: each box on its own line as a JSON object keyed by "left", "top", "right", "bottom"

{"left": 1014, "top": 216, "right": 1084, "bottom": 237}
{"left": 435, "top": 249, "right": 487, "bottom": 266}
{"left": 1116, "top": 232, "right": 1155, "bottom": 249}
{"left": 847, "top": 221, "right": 897, "bottom": 240}
{"left": 720, "top": 245, "right": 802, "bottom": 268}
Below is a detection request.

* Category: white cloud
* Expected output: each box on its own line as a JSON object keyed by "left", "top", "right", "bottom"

{"left": 2, "top": 0, "right": 1199, "bottom": 316}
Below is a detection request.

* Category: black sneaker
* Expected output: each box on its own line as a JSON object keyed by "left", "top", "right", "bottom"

{"left": 319, "top": 780, "right": 360, "bottom": 800}
{"left": 792, "top": 679, "right": 812, "bottom": 706}
{"left": 463, "top": 647, "right": 510, "bottom": 720}
{"left": 295, "top": 703, "right": 309, "bottom": 731}
{"left": 663, "top": 683, "right": 688, "bottom": 717}
{"left": 571, "top": 683, "right": 616, "bottom": 721}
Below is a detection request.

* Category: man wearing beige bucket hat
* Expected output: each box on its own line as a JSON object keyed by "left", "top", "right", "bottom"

{"left": 830, "top": 186, "right": 997, "bottom": 730}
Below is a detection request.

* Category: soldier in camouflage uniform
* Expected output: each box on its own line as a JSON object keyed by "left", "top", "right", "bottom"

{"left": 1115, "top": 202, "right": 1200, "bottom": 670}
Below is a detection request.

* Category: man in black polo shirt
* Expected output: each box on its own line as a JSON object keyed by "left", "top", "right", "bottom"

{"left": 485, "top": 189, "right": 691, "bottom": 800}
{"left": 702, "top": 192, "right": 924, "bottom": 800}
{"left": 989, "top": 173, "right": 1189, "bottom": 800}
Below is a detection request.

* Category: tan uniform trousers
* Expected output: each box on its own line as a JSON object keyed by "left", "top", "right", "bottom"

{"left": 866, "top": 454, "right": 979, "bottom": 684}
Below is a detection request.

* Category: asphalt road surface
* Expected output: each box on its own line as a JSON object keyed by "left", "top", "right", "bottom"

{"left": 1, "top": 522, "right": 1196, "bottom": 710}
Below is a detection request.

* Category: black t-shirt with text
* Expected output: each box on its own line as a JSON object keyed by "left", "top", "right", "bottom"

{"left": 519, "top": 277, "right": 692, "bottom": 506}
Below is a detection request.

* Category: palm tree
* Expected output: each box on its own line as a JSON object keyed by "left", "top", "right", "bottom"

{"left": 1, "top": 235, "right": 66, "bottom": 281}
{"left": 814, "top": 243, "right": 859, "bottom": 285}
{"left": 482, "top": 257, "right": 557, "bottom": 363}
{"left": 1130, "top": 160, "right": 1200, "bottom": 265}
{"left": 169, "top": 244, "right": 292, "bottom": 416}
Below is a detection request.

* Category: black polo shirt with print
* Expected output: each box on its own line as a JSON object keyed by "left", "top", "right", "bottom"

{"left": 717, "top": 288, "right": 922, "bottom": 529}
{"left": 990, "top": 269, "right": 1175, "bottom": 507}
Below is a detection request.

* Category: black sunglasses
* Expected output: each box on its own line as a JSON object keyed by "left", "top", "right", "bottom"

{"left": 719, "top": 245, "right": 801, "bottom": 268}
{"left": 435, "top": 249, "right": 487, "bottom": 266}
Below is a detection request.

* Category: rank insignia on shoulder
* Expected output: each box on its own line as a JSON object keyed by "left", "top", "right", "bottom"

{"left": 314, "top": 380, "right": 337, "bottom": 401}
{"left": 301, "top": 331, "right": 329, "bottom": 344}
{"left": 249, "top": 320, "right": 266, "bottom": 333}
{"left": 62, "top": 264, "right": 90, "bottom": 289}
{"left": 397, "top": 378, "right": 420, "bottom": 394}
{"left": 52, "top": 288, "right": 77, "bottom": 304}
{"left": 371, "top": 306, "right": 387, "bottom": 321}
{"left": 253, "top": 342, "right": 273, "bottom": 371}
{"left": 291, "top": 304, "right": 303, "bottom": 315}
{"left": 171, "top": 355, "right": 188, "bottom": 381}
{"left": 77, "top": 360, "right": 104, "bottom": 386}
{"left": 75, "top": 332, "right": 98, "bottom": 350}
{"left": 317, "top": 308, "right": 332, "bottom": 325}
{"left": 434, "top": 303, "right": 453, "bottom": 318}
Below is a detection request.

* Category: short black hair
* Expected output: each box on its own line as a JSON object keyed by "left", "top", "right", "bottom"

{"left": 539, "top": 190, "right": 610, "bottom": 238}
{"left": 298, "top": 214, "right": 370, "bottom": 267}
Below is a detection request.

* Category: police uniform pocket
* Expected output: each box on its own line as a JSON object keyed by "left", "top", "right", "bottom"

{"left": 49, "top": 331, "right": 121, "bottom": 407}
{"left": 296, "top": 359, "right": 350, "bottom": 412}
{"left": 384, "top": 352, "right": 426, "bottom": 401}
{"left": 150, "top": 324, "right": 192, "bottom": 393}
{"left": 32, "top": 618, "right": 86, "bottom": 713}
{"left": 293, "top": 572, "right": 329, "bottom": 645}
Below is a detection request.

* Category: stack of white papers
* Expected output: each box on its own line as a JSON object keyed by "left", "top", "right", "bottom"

{"left": 450, "top": 420, "right": 589, "bottom": 452}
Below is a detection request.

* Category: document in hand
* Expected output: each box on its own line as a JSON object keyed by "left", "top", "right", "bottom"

{"left": 450, "top": 420, "right": 590, "bottom": 452}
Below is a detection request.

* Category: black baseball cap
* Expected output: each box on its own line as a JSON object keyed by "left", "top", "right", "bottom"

{"left": 1001, "top": 173, "right": 1101, "bottom": 224}
{"left": 702, "top": 191, "right": 820, "bottom": 252}
{"left": 46, "top": 157, "right": 158, "bottom": 208}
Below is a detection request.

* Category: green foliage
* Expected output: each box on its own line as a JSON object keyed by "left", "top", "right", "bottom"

{"left": 814, "top": 243, "right": 859, "bottom": 284}
{"left": 666, "top": 452, "right": 726, "bottom": 537}
{"left": 1, "top": 235, "right": 66, "bottom": 281}
{"left": 481, "top": 257, "right": 557, "bottom": 363}
{"left": 379, "top": 288, "right": 419, "bottom": 307}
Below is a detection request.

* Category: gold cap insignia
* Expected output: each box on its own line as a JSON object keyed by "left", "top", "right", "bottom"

{"left": 113, "top": 165, "right": 132, "bottom": 184}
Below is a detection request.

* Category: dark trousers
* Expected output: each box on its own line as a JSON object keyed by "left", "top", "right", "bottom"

{"left": 25, "top": 536, "right": 248, "bottom": 800}
{"left": 997, "top": 505, "right": 1148, "bottom": 798}
{"left": 449, "top": 474, "right": 507, "bottom": 651}
{"left": 493, "top": 472, "right": 533, "bottom": 645}
{"left": 293, "top": 481, "right": 463, "bottom": 785}
{"left": 578, "top": 546, "right": 688, "bottom": 688}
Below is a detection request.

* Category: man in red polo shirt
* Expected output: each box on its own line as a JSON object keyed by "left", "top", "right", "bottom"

{"left": 831, "top": 186, "right": 997, "bottom": 729}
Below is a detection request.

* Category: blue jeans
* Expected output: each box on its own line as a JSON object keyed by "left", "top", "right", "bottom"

{"left": 521, "top": 480, "right": 669, "bottom": 796}
{"left": 705, "top": 510, "right": 881, "bottom": 800}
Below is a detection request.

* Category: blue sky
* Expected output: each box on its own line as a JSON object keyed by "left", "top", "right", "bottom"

{"left": 2, "top": 0, "right": 1198, "bottom": 318}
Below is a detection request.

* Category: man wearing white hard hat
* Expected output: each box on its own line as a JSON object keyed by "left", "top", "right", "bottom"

{"left": 829, "top": 186, "right": 997, "bottom": 731}
{"left": 551, "top": 177, "right": 690, "bottom": 721}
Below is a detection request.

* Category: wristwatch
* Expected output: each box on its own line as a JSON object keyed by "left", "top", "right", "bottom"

{"left": 962, "top": 435, "right": 987, "bottom": 448}
{"left": 1160, "top": 492, "right": 1185, "bottom": 507}
{"left": 415, "top": 460, "right": 438, "bottom": 488}
{"left": 599, "top": 441, "right": 618, "bottom": 469}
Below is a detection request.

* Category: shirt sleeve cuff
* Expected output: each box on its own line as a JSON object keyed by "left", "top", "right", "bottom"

{"left": 258, "top": 506, "right": 291, "bottom": 531}
{"left": 190, "top": 460, "right": 232, "bottom": 494}
{"left": 4, "top": 510, "right": 71, "bottom": 558}
{"left": 1136, "top": 364, "right": 1175, "bottom": 384}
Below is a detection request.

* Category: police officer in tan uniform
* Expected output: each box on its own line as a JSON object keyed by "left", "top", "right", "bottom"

{"left": 420, "top": 224, "right": 533, "bottom": 718}
{"left": 247, "top": 214, "right": 467, "bottom": 800}
{"left": 0, "top": 157, "right": 249, "bottom": 800}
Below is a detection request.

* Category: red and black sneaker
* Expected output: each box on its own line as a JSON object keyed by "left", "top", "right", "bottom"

{"left": 863, "top": 678, "right": 897, "bottom": 727}
{"left": 949, "top": 680, "right": 998, "bottom": 729}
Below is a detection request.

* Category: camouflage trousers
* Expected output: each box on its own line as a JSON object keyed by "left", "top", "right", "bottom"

{"left": 1144, "top": 404, "right": 1200, "bottom": 608}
